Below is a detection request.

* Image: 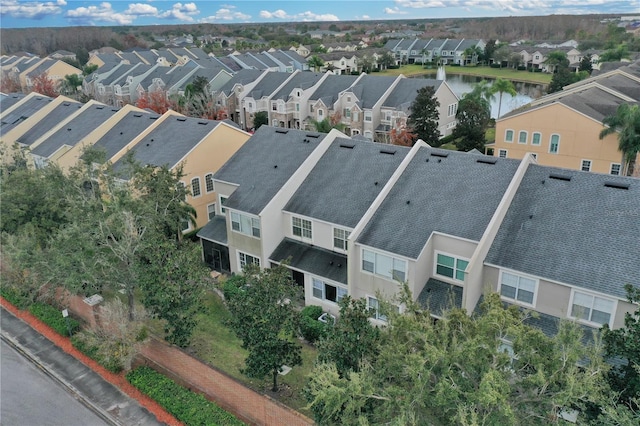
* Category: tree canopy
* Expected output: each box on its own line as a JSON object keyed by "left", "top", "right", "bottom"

{"left": 599, "top": 103, "right": 640, "bottom": 176}
{"left": 407, "top": 86, "right": 440, "bottom": 146}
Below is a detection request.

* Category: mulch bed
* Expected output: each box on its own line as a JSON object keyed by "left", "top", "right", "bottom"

{"left": 1, "top": 296, "right": 182, "bottom": 426}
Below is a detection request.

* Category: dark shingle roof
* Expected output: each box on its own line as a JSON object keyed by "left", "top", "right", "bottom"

{"left": 16, "top": 100, "right": 82, "bottom": 146}
{"left": 269, "top": 238, "right": 348, "bottom": 284}
{"left": 0, "top": 95, "right": 53, "bottom": 136}
{"left": 417, "top": 278, "right": 463, "bottom": 316}
{"left": 246, "top": 71, "right": 291, "bottom": 99}
{"left": 348, "top": 75, "right": 398, "bottom": 109}
{"left": 214, "top": 126, "right": 327, "bottom": 215}
{"left": 284, "top": 137, "right": 410, "bottom": 227}
{"left": 90, "top": 111, "right": 158, "bottom": 160}
{"left": 309, "top": 74, "right": 359, "bottom": 106}
{"left": 485, "top": 165, "right": 640, "bottom": 299}
{"left": 197, "top": 216, "right": 228, "bottom": 244}
{"left": 218, "top": 69, "right": 264, "bottom": 96}
{"left": 0, "top": 93, "right": 26, "bottom": 109}
{"left": 383, "top": 78, "right": 443, "bottom": 109}
{"left": 357, "top": 147, "right": 521, "bottom": 259}
{"left": 31, "top": 104, "right": 119, "bottom": 158}
{"left": 271, "top": 72, "right": 324, "bottom": 101}
{"left": 112, "top": 116, "right": 223, "bottom": 170}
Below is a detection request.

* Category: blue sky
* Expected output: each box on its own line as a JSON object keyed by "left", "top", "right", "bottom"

{"left": 1, "top": 1, "right": 638, "bottom": 28}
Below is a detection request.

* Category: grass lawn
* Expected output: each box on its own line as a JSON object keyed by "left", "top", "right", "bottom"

{"left": 188, "top": 291, "right": 317, "bottom": 414}
{"left": 379, "top": 64, "right": 552, "bottom": 85}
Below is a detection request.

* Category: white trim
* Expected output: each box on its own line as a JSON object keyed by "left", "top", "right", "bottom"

{"left": 497, "top": 269, "right": 539, "bottom": 308}
{"left": 580, "top": 159, "right": 592, "bottom": 172}
{"left": 548, "top": 133, "right": 560, "bottom": 153}
{"left": 433, "top": 251, "right": 470, "bottom": 284}
{"left": 218, "top": 194, "right": 228, "bottom": 215}
{"left": 504, "top": 128, "right": 514, "bottom": 143}
{"left": 361, "top": 246, "right": 408, "bottom": 282}
{"left": 609, "top": 162, "right": 621, "bottom": 176}
{"left": 498, "top": 149, "right": 508, "bottom": 158}
{"left": 517, "top": 130, "right": 528, "bottom": 144}
{"left": 568, "top": 288, "right": 617, "bottom": 328}
{"left": 230, "top": 210, "right": 261, "bottom": 239}
{"left": 204, "top": 172, "right": 215, "bottom": 193}
{"left": 291, "top": 215, "right": 313, "bottom": 241}
{"left": 531, "top": 131, "right": 541, "bottom": 146}
{"left": 190, "top": 177, "right": 202, "bottom": 198}
{"left": 332, "top": 226, "right": 351, "bottom": 252}
{"left": 366, "top": 295, "right": 387, "bottom": 322}
{"left": 311, "top": 276, "right": 348, "bottom": 304}
{"left": 237, "top": 250, "right": 261, "bottom": 270}
{"left": 206, "top": 202, "right": 216, "bottom": 221}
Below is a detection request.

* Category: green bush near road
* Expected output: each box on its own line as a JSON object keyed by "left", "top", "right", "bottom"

{"left": 127, "top": 366, "right": 245, "bottom": 426}
{"left": 28, "top": 302, "right": 80, "bottom": 336}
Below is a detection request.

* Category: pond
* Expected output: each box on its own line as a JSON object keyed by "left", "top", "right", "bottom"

{"left": 422, "top": 73, "right": 547, "bottom": 119}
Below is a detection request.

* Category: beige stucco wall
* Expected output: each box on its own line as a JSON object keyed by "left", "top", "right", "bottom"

{"left": 494, "top": 103, "right": 632, "bottom": 174}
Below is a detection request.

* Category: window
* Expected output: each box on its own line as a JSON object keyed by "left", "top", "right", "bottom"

{"left": 505, "top": 129, "right": 514, "bottom": 143}
{"left": 364, "top": 111, "right": 372, "bottom": 122}
{"left": 295, "top": 103, "right": 300, "bottom": 111}
{"left": 352, "top": 111, "right": 359, "bottom": 121}
{"left": 343, "top": 108, "right": 351, "bottom": 118}
{"left": 205, "top": 173, "right": 214, "bottom": 193}
{"left": 238, "top": 251, "right": 260, "bottom": 269}
{"left": 518, "top": 131, "right": 527, "bottom": 144}
{"left": 362, "top": 249, "right": 406, "bottom": 282}
{"left": 231, "top": 212, "right": 260, "bottom": 238}
{"left": 310, "top": 105, "right": 314, "bottom": 113}
{"left": 367, "top": 297, "right": 387, "bottom": 321}
{"left": 549, "top": 134, "right": 560, "bottom": 153}
{"left": 499, "top": 149, "right": 507, "bottom": 158}
{"left": 318, "top": 109, "right": 323, "bottom": 118}
{"left": 191, "top": 177, "right": 201, "bottom": 197}
{"left": 312, "top": 278, "right": 347, "bottom": 303}
{"left": 385, "top": 112, "right": 391, "bottom": 122}
{"left": 181, "top": 217, "right": 191, "bottom": 232}
{"left": 292, "top": 217, "right": 312, "bottom": 239}
{"left": 333, "top": 228, "right": 350, "bottom": 251}
{"left": 347, "top": 96, "right": 351, "bottom": 102}
{"left": 499, "top": 271, "right": 537, "bottom": 305}
{"left": 435, "top": 253, "right": 468, "bottom": 282}
{"left": 448, "top": 103, "right": 457, "bottom": 117}
{"left": 219, "top": 195, "right": 228, "bottom": 214}
{"left": 207, "top": 203, "right": 216, "bottom": 221}
{"left": 531, "top": 132, "right": 541, "bottom": 145}
{"left": 610, "top": 163, "right": 621, "bottom": 175}
{"left": 581, "top": 160, "right": 592, "bottom": 172}
{"left": 570, "top": 291, "right": 614, "bottom": 326}
{"left": 271, "top": 103, "right": 277, "bottom": 111}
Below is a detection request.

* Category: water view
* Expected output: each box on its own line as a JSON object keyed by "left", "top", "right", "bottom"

{"left": 422, "top": 74, "right": 547, "bottom": 119}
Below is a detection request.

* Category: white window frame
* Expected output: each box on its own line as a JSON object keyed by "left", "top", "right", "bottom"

{"left": 312, "top": 277, "right": 348, "bottom": 304}
{"left": 498, "top": 149, "right": 507, "bottom": 158}
{"left": 361, "top": 248, "right": 407, "bottom": 282}
{"left": 531, "top": 132, "right": 541, "bottom": 146}
{"left": 447, "top": 103, "right": 457, "bottom": 117}
{"left": 218, "top": 195, "right": 228, "bottom": 215}
{"left": 581, "top": 159, "right": 592, "bottom": 172}
{"left": 191, "top": 177, "right": 201, "bottom": 197}
{"left": 205, "top": 173, "right": 214, "bottom": 193}
{"left": 549, "top": 134, "right": 560, "bottom": 153}
{"left": 364, "top": 111, "right": 372, "bottom": 122}
{"left": 434, "top": 252, "right": 469, "bottom": 283}
{"left": 498, "top": 270, "right": 538, "bottom": 307}
{"left": 367, "top": 296, "right": 387, "bottom": 322}
{"left": 317, "top": 109, "right": 323, "bottom": 119}
{"left": 292, "top": 216, "right": 312, "bottom": 240}
{"left": 610, "top": 163, "right": 621, "bottom": 175}
{"left": 505, "top": 129, "right": 514, "bottom": 143}
{"left": 230, "top": 211, "right": 261, "bottom": 238}
{"left": 518, "top": 130, "right": 528, "bottom": 144}
{"left": 238, "top": 251, "right": 260, "bottom": 270}
{"left": 333, "top": 227, "right": 351, "bottom": 251}
{"left": 568, "top": 290, "right": 616, "bottom": 328}
{"left": 207, "top": 203, "right": 216, "bottom": 221}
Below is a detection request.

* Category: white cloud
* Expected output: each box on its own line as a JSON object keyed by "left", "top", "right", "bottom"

{"left": 0, "top": 0, "right": 66, "bottom": 19}
{"left": 393, "top": 0, "right": 625, "bottom": 15}
{"left": 200, "top": 7, "right": 250, "bottom": 22}
{"left": 259, "top": 9, "right": 339, "bottom": 21}
{"left": 124, "top": 3, "right": 158, "bottom": 16}
{"left": 159, "top": 2, "right": 199, "bottom": 21}
{"left": 65, "top": 2, "right": 135, "bottom": 25}
{"left": 384, "top": 7, "right": 408, "bottom": 15}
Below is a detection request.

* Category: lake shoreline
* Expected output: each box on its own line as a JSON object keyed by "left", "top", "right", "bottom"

{"left": 417, "top": 70, "right": 550, "bottom": 86}
{"left": 379, "top": 65, "right": 552, "bottom": 86}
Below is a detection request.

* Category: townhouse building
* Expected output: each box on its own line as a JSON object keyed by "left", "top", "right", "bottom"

{"left": 239, "top": 71, "right": 294, "bottom": 130}
{"left": 268, "top": 71, "right": 327, "bottom": 129}
{"left": 385, "top": 38, "right": 485, "bottom": 65}
{"left": 198, "top": 126, "right": 639, "bottom": 341}
{"left": 214, "top": 69, "right": 267, "bottom": 128}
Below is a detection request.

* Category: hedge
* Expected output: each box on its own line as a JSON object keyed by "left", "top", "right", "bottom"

{"left": 28, "top": 302, "right": 80, "bottom": 336}
{"left": 127, "top": 366, "right": 245, "bottom": 426}
{"left": 299, "top": 305, "right": 329, "bottom": 344}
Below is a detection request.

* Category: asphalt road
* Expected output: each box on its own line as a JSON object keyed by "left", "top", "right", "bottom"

{"left": 0, "top": 338, "right": 111, "bottom": 426}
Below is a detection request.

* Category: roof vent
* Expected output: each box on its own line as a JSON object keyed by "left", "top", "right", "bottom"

{"left": 120, "top": 131, "right": 123, "bottom": 135}
{"left": 198, "top": 120, "right": 208, "bottom": 125}
{"left": 133, "top": 113, "right": 143, "bottom": 117}
{"left": 306, "top": 133, "right": 320, "bottom": 138}
{"left": 67, "top": 128, "right": 72, "bottom": 131}
{"left": 430, "top": 152, "right": 449, "bottom": 158}
{"left": 340, "top": 143, "right": 355, "bottom": 149}
{"left": 549, "top": 173, "right": 571, "bottom": 182}
{"left": 111, "top": 109, "right": 118, "bottom": 112}
{"left": 96, "top": 106, "right": 104, "bottom": 109}
{"left": 274, "top": 165, "right": 278, "bottom": 168}
{"left": 176, "top": 117, "right": 187, "bottom": 121}
{"left": 374, "top": 181, "right": 378, "bottom": 186}
{"left": 150, "top": 116, "right": 159, "bottom": 120}
{"left": 425, "top": 158, "right": 429, "bottom": 162}
{"left": 275, "top": 129, "right": 288, "bottom": 134}
{"left": 63, "top": 102, "right": 70, "bottom": 106}
{"left": 380, "top": 148, "right": 396, "bottom": 155}
{"left": 476, "top": 157, "right": 497, "bottom": 165}
{"left": 406, "top": 200, "right": 410, "bottom": 204}
{"left": 604, "top": 181, "right": 630, "bottom": 190}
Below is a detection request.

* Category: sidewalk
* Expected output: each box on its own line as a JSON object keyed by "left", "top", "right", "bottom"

{"left": 1, "top": 306, "right": 165, "bottom": 426}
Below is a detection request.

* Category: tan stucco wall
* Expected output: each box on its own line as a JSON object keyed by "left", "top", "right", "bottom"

{"left": 494, "top": 103, "right": 630, "bottom": 174}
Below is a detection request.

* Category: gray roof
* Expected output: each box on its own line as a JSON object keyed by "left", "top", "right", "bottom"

{"left": 26, "top": 59, "right": 55, "bottom": 77}
{"left": 31, "top": 104, "right": 119, "bottom": 158}
{"left": 348, "top": 75, "right": 398, "bottom": 109}
{"left": 100, "top": 63, "right": 140, "bottom": 85}
{"left": 357, "top": 147, "right": 521, "bottom": 259}
{"left": 309, "top": 74, "right": 359, "bottom": 106}
{"left": 218, "top": 69, "right": 264, "bottom": 96}
{"left": 382, "top": 78, "right": 443, "bottom": 109}
{"left": 16, "top": 100, "right": 82, "bottom": 146}
{"left": 232, "top": 53, "right": 268, "bottom": 69}
{"left": 214, "top": 126, "right": 327, "bottom": 215}
{"left": 442, "top": 39, "right": 462, "bottom": 52}
{"left": 0, "top": 93, "right": 25, "bottom": 109}
{"left": 485, "top": 165, "right": 640, "bottom": 299}
{"left": 118, "top": 52, "right": 144, "bottom": 65}
{"left": 269, "top": 238, "right": 348, "bottom": 284}
{"left": 217, "top": 56, "right": 243, "bottom": 72}
{"left": 90, "top": 111, "right": 159, "bottom": 160}
{"left": 417, "top": 278, "right": 463, "bottom": 316}
{"left": 253, "top": 52, "right": 279, "bottom": 68}
{"left": 197, "top": 216, "right": 228, "bottom": 244}
{"left": 284, "top": 137, "right": 410, "bottom": 227}
{"left": 133, "top": 50, "right": 158, "bottom": 65}
{"left": 246, "top": 71, "right": 291, "bottom": 99}
{"left": 112, "top": 115, "right": 224, "bottom": 170}
{"left": 0, "top": 95, "right": 53, "bottom": 136}
{"left": 271, "top": 72, "right": 324, "bottom": 101}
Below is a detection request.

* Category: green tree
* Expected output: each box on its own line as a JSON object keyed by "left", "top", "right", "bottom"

{"left": 491, "top": 78, "right": 517, "bottom": 118}
{"left": 599, "top": 44, "right": 631, "bottom": 63}
{"left": 544, "top": 50, "right": 570, "bottom": 74}
{"left": 407, "top": 86, "right": 440, "bottom": 146}
{"left": 602, "top": 284, "right": 640, "bottom": 409}
{"left": 452, "top": 95, "right": 491, "bottom": 152}
{"left": 482, "top": 39, "right": 496, "bottom": 65}
{"left": 579, "top": 54, "right": 593, "bottom": 74}
{"left": 225, "top": 264, "right": 302, "bottom": 392}
{"left": 599, "top": 103, "right": 640, "bottom": 176}
{"left": 492, "top": 45, "right": 511, "bottom": 68}
{"left": 59, "top": 74, "right": 83, "bottom": 98}
{"left": 253, "top": 111, "right": 268, "bottom": 130}
{"left": 307, "top": 55, "right": 325, "bottom": 72}
{"left": 317, "top": 296, "right": 381, "bottom": 377}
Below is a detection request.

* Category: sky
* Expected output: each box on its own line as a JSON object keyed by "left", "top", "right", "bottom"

{"left": 0, "top": 1, "right": 638, "bottom": 28}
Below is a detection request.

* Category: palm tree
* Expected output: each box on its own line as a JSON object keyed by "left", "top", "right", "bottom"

{"left": 307, "top": 55, "right": 325, "bottom": 72}
{"left": 490, "top": 78, "right": 517, "bottom": 118}
{"left": 599, "top": 104, "right": 640, "bottom": 176}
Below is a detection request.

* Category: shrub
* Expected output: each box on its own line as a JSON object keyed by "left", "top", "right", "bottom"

{"left": 0, "top": 286, "right": 30, "bottom": 309}
{"left": 299, "top": 305, "right": 329, "bottom": 344}
{"left": 28, "top": 302, "right": 80, "bottom": 336}
{"left": 490, "top": 63, "right": 501, "bottom": 68}
{"left": 222, "top": 274, "right": 246, "bottom": 301}
{"left": 517, "top": 65, "right": 526, "bottom": 71}
{"left": 127, "top": 366, "right": 245, "bottom": 425}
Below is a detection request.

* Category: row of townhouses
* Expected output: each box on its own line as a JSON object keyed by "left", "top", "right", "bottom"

{"left": 214, "top": 70, "right": 459, "bottom": 140}
{"left": 493, "top": 60, "right": 640, "bottom": 176}
{"left": 504, "top": 45, "right": 602, "bottom": 72}
{"left": 384, "top": 38, "right": 486, "bottom": 65}
{"left": 0, "top": 55, "right": 82, "bottom": 93}
{"left": 198, "top": 126, "right": 639, "bottom": 343}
